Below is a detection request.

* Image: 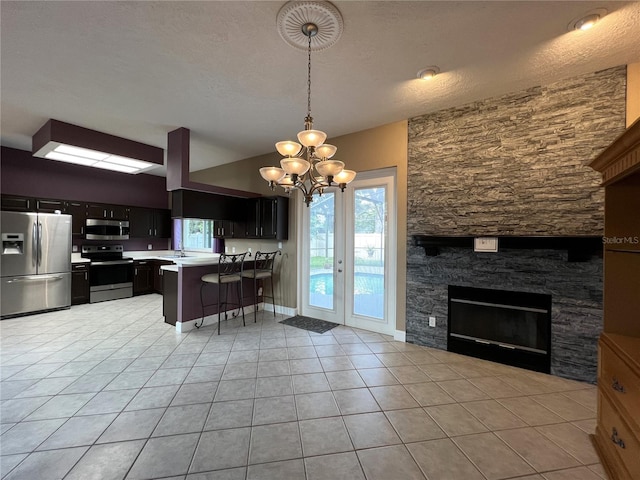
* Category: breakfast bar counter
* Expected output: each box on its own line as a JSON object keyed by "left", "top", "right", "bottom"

{"left": 161, "top": 258, "right": 259, "bottom": 331}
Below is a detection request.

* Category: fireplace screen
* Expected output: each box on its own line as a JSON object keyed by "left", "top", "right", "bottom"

{"left": 448, "top": 285, "right": 552, "bottom": 372}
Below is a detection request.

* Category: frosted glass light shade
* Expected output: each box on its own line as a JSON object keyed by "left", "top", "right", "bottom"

{"left": 315, "top": 144, "right": 337, "bottom": 159}
{"left": 315, "top": 160, "right": 345, "bottom": 178}
{"left": 297, "top": 129, "right": 327, "bottom": 147}
{"left": 275, "top": 141, "right": 302, "bottom": 157}
{"left": 334, "top": 169, "right": 356, "bottom": 184}
{"left": 260, "top": 166, "right": 286, "bottom": 182}
{"left": 280, "top": 175, "right": 294, "bottom": 186}
{"left": 280, "top": 157, "right": 310, "bottom": 176}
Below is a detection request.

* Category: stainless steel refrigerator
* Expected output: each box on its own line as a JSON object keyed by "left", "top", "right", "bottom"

{"left": 1, "top": 211, "right": 72, "bottom": 318}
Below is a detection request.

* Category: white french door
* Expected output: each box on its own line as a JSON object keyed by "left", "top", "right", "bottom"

{"left": 300, "top": 169, "right": 396, "bottom": 335}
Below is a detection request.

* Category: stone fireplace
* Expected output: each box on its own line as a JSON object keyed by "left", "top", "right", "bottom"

{"left": 406, "top": 242, "right": 603, "bottom": 382}
{"left": 405, "top": 66, "right": 626, "bottom": 383}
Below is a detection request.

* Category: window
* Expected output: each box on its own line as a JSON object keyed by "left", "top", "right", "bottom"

{"left": 180, "top": 218, "right": 213, "bottom": 252}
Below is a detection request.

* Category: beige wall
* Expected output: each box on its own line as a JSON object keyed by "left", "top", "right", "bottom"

{"left": 191, "top": 120, "right": 409, "bottom": 332}
{"left": 628, "top": 63, "right": 640, "bottom": 127}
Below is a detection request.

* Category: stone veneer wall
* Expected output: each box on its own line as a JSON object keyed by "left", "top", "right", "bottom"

{"left": 406, "top": 66, "right": 627, "bottom": 383}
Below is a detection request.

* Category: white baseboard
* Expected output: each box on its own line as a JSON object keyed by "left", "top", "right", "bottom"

{"left": 175, "top": 304, "right": 257, "bottom": 333}
{"left": 394, "top": 330, "right": 406, "bottom": 342}
{"left": 264, "top": 303, "right": 297, "bottom": 317}
{"left": 174, "top": 303, "right": 297, "bottom": 333}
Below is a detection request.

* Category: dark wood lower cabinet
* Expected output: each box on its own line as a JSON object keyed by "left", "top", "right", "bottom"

{"left": 71, "top": 263, "right": 90, "bottom": 305}
{"left": 154, "top": 261, "right": 173, "bottom": 294}
{"left": 133, "top": 261, "right": 153, "bottom": 295}
{"left": 163, "top": 270, "right": 178, "bottom": 325}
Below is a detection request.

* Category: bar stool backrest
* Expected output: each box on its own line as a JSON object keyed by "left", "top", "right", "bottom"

{"left": 252, "top": 250, "right": 281, "bottom": 274}
{"left": 219, "top": 252, "right": 248, "bottom": 278}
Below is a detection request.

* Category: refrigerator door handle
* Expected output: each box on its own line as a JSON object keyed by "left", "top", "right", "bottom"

{"left": 6, "top": 275, "right": 64, "bottom": 283}
{"left": 32, "top": 222, "right": 38, "bottom": 267}
{"left": 38, "top": 222, "right": 43, "bottom": 267}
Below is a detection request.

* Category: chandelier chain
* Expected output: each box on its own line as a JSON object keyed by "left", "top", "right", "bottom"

{"left": 307, "top": 33, "right": 312, "bottom": 119}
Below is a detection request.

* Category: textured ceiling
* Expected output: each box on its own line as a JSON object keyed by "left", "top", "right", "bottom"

{"left": 2, "top": 1, "right": 640, "bottom": 175}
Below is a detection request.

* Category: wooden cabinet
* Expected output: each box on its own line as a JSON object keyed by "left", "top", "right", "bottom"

{"left": 171, "top": 189, "right": 234, "bottom": 220}
{"left": 153, "top": 260, "right": 173, "bottom": 294}
{"left": 246, "top": 196, "right": 288, "bottom": 240}
{"left": 35, "top": 198, "right": 66, "bottom": 213}
{"left": 71, "top": 263, "right": 90, "bottom": 305}
{"left": 1, "top": 194, "right": 34, "bottom": 212}
{"left": 213, "top": 219, "right": 246, "bottom": 239}
{"left": 596, "top": 335, "right": 640, "bottom": 480}
{"left": 65, "top": 201, "right": 86, "bottom": 236}
{"left": 133, "top": 260, "right": 153, "bottom": 295}
{"left": 86, "top": 203, "right": 129, "bottom": 220}
{"left": 129, "top": 207, "right": 171, "bottom": 238}
{"left": 162, "top": 269, "right": 178, "bottom": 325}
{"left": 589, "top": 119, "right": 640, "bottom": 480}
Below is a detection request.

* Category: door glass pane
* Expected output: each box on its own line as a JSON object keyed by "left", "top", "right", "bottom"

{"left": 308, "top": 193, "right": 335, "bottom": 309}
{"left": 353, "top": 187, "right": 385, "bottom": 319}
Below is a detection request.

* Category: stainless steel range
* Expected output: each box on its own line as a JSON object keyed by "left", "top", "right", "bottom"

{"left": 81, "top": 245, "right": 133, "bottom": 303}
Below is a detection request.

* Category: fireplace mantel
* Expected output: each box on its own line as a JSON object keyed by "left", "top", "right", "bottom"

{"left": 412, "top": 235, "right": 603, "bottom": 261}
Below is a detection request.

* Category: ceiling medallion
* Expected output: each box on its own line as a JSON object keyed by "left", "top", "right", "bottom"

{"left": 277, "top": 1, "right": 344, "bottom": 51}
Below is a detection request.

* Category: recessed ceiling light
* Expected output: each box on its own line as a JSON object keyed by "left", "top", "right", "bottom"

{"left": 417, "top": 66, "right": 440, "bottom": 81}
{"left": 568, "top": 9, "right": 607, "bottom": 32}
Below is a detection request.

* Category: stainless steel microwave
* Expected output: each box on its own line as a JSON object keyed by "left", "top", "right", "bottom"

{"left": 85, "top": 219, "right": 130, "bottom": 240}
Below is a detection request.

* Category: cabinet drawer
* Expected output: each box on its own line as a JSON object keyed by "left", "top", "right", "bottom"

{"left": 72, "top": 263, "right": 88, "bottom": 271}
{"left": 600, "top": 341, "right": 640, "bottom": 432}
{"left": 598, "top": 391, "right": 640, "bottom": 479}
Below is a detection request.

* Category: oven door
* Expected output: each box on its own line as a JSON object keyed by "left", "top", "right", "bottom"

{"left": 89, "top": 260, "right": 133, "bottom": 303}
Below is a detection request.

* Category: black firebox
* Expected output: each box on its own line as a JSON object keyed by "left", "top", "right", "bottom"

{"left": 447, "top": 285, "right": 552, "bottom": 373}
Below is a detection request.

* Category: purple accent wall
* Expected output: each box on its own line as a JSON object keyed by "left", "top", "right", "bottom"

{"left": 1, "top": 147, "right": 169, "bottom": 209}
{"left": 166, "top": 128, "right": 259, "bottom": 198}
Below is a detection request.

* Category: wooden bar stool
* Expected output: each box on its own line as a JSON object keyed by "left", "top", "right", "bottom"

{"left": 196, "top": 252, "right": 249, "bottom": 334}
{"left": 242, "top": 250, "right": 281, "bottom": 323}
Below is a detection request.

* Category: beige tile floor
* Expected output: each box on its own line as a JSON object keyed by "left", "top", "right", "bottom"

{"left": 0, "top": 294, "right": 607, "bottom": 480}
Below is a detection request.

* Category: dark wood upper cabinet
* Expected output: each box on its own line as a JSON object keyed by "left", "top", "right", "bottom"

{"left": 171, "top": 189, "right": 234, "bottom": 220}
{"left": 86, "top": 203, "right": 129, "bottom": 220}
{"left": 35, "top": 198, "right": 66, "bottom": 213}
{"left": 66, "top": 201, "right": 87, "bottom": 236}
{"left": 1, "top": 194, "right": 34, "bottom": 212}
{"left": 246, "top": 196, "right": 288, "bottom": 240}
{"left": 130, "top": 207, "right": 171, "bottom": 238}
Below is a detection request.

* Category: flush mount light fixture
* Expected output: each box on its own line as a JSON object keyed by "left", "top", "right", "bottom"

{"left": 417, "top": 66, "right": 440, "bottom": 80}
{"left": 32, "top": 119, "right": 163, "bottom": 174}
{"left": 568, "top": 9, "right": 607, "bottom": 31}
{"left": 260, "top": 1, "right": 355, "bottom": 206}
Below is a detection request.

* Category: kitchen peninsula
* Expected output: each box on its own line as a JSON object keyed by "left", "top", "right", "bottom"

{"left": 160, "top": 256, "right": 260, "bottom": 332}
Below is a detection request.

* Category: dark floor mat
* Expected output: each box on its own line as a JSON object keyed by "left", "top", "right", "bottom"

{"left": 279, "top": 315, "right": 339, "bottom": 334}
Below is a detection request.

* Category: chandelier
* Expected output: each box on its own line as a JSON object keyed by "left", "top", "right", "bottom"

{"left": 259, "top": 1, "right": 356, "bottom": 206}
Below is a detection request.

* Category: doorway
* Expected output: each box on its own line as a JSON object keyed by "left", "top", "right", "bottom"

{"left": 300, "top": 168, "right": 396, "bottom": 335}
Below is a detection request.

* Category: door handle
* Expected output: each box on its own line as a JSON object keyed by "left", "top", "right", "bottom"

{"left": 338, "top": 269, "right": 343, "bottom": 273}
{"left": 38, "top": 222, "right": 43, "bottom": 266}
{"left": 32, "top": 222, "right": 38, "bottom": 266}
{"left": 7, "top": 275, "right": 63, "bottom": 283}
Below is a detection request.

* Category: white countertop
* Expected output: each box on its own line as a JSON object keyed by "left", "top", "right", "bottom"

{"left": 72, "top": 250, "right": 221, "bottom": 266}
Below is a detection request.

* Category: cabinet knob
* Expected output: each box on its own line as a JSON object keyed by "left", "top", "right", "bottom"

{"left": 611, "top": 428, "right": 626, "bottom": 449}
{"left": 612, "top": 378, "right": 626, "bottom": 393}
